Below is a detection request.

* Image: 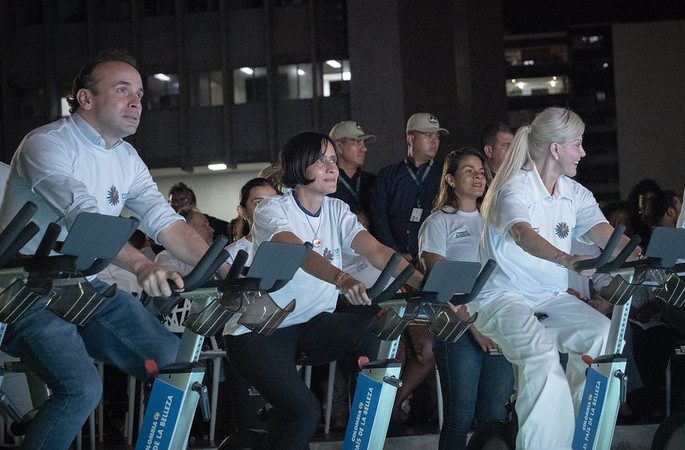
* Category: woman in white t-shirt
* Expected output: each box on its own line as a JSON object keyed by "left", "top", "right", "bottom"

{"left": 223, "top": 131, "right": 422, "bottom": 449}
{"left": 419, "top": 147, "right": 513, "bottom": 450}
{"left": 223, "top": 177, "right": 279, "bottom": 267}
{"left": 471, "top": 107, "right": 639, "bottom": 449}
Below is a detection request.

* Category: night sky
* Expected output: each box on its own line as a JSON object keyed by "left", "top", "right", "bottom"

{"left": 501, "top": 0, "right": 685, "bottom": 34}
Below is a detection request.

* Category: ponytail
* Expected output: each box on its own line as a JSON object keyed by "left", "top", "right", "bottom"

{"left": 481, "top": 107, "right": 584, "bottom": 223}
{"left": 481, "top": 125, "right": 533, "bottom": 221}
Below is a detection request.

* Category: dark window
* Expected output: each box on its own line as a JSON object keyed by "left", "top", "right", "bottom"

{"left": 233, "top": 67, "right": 267, "bottom": 104}
{"left": 190, "top": 71, "right": 223, "bottom": 106}
{"left": 146, "top": 73, "right": 179, "bottom": 110}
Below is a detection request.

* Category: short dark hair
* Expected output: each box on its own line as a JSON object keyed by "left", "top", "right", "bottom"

{"left": 67, "top": 49, "right": 138, "bottom": 114}
{"left": 177, "top": 206, "right": 201, "bottom": 222}
{"left": 642, "top": 189, "right": 679, "bottom": 228}
{"left": 480, "top": 122, "right": 513, "bottom": 148}
{"left": 168, "top": 182, "right": 197, "bottom": 204}
{"left": 279, "top": 132, "right": 335, "bottom": 188}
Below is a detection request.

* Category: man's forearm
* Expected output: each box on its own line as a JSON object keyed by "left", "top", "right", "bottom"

{"left": 157, "top": 220, "right": 210, "bottom": 266}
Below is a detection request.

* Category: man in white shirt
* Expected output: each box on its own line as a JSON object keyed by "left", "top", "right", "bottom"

{"left": 0, "top": 50, "right": 215, "bottom": 449}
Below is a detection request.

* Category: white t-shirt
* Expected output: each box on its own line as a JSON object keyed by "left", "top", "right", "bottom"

{"left": 225, "top": 236, "right": 254, "bottom": 266}
{"left": 479, "top": 167, "right": 606, "bottom": 300}
{"left": 419, "top": 207, "right": 483, "bottom": 263}
{"left": 342, "top": 248, "right": 383, "bottom": 289}
{"left": 225, "top": 193, "right": 365, "bottom": 336}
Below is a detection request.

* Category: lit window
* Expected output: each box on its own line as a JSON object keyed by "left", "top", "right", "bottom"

{"left": 190, "top": 71, "right": 223, "bottom": 107}
{"left": 233, "top": 67, "right": 267, "bottom": 104}
{"left": 504, "top": 45, "right": 568, "bottom": 67}
{"left": 322, "top": 59, "right": 350, "bottom": 97}
{"left": 505, "top": 75, "right": 569, "bottom": 97}
{"left": 146, "top": 73, "right": 179, "bottom": 110}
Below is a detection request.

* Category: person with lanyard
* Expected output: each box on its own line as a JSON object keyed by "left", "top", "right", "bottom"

{"left": 467, "top": 107, "right": 641, "bottom": 449}
{"left": 371, "top": 112, "right": 445, "bottom": 431}
{"left": 328, "top": 120, "right": 376, "bottom": 216}
{"left": 371, "top": 112, "right": 445, "bottom": 266}
{"left": 418, "top": 147, "right": 513, "bottom": 450}
{"left": 223, "top": 131, "right": 422, "bottom": 449}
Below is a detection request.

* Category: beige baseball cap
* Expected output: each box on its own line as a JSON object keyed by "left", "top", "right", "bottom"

{"left": 329, "top": 121, "right": 375, "bottom": 142}
{"left": 406, "top": 113, "right": 449, "bottom": 134}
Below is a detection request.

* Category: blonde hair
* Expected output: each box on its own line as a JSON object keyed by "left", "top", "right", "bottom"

{"left": 480, "top": 107, "right": 585, "bottom": 221}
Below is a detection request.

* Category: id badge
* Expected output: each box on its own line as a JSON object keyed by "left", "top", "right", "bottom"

{"left": 410, "top": 207, "right": 423, "bottom": 222}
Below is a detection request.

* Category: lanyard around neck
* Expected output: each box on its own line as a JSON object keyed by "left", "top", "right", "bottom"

{"left": 338, "top": 174, "right": 361, "bottom": 203}
{"left": 405, "top": 159, "right": 434, "bottom": 187}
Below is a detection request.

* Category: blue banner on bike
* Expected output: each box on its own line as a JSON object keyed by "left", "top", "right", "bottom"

{"left": 572, "top": 367, "right": 608, "bottom": 450}
{"left": 135, "top": 378, "right": 184, "bottom": 450}
{"left": 343, "top": 372, "right": 382, "bottom": 450}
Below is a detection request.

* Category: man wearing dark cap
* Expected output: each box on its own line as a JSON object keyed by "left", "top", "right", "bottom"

{"left": 371, "top": 113, "right": 446, "bottom": 265}
{"left": 328, "top": 120, "right": 376, "bottom": 214}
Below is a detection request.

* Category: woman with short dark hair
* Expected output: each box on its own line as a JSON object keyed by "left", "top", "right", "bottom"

{"left": 223, "top": 131, "right": 422, "bottom": 448}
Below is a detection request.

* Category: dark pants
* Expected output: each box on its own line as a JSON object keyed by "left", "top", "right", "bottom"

{"left": 224, "top": 311, "right": 380, "bottom": 449}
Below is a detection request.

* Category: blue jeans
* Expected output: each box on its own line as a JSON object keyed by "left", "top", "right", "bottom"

{"left": 434, "top": 331, "right": 514, "bottom": 450}
{"left": 1, "top": 278, "right": 179, "bottom": 450}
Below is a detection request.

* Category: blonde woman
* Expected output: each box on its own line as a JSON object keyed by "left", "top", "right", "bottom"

{"left": 469, "top": 107, "right": 638, "bottom": 449}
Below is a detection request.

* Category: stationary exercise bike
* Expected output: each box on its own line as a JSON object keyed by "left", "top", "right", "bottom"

{"left": 219, "top": 252, "right": 415, "bottom": 450}
{"left": 468, "top": 225, "right": 685, "bottom": 450}
{"left": 342, "top": 256, "right": 497, "bottom": 450}
{"left": 0, "top": 203, "right": 139, "bottom": 445}
{"left": 135, "top": 240, "right": 310, "bottom": 450}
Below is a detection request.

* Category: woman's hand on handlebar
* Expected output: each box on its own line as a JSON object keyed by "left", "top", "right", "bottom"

{"left": 558, "top": 253, "right": 596, "bottom": 277}
{"left": 336, "top": 273, "right": 371, "bottom": 305}
{"left": 136, "top": 260, "right": 184, "bottom": 297}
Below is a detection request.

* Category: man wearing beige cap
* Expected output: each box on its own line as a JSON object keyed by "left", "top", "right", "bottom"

{"left": 328, "top": 120, "right": 376, "bottom": 214}
{"left": 371, "top": 113, "right": 446, "bottom": 430}
{"left": 371, "top": 113, "right": 446, "bottom": 264}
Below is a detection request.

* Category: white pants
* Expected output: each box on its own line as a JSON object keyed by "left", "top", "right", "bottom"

{"left": 469, "top": 292, "right": 610, "bottom": 450}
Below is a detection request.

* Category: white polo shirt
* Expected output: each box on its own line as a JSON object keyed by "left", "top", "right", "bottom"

{"left": 419, "top": 207, "right": 483, "bottom": 263}
{"left": 479, "top": 166, "right": 606, "bottom": 300}
{"left": 225, "top": 193, "right": 365, "bottom": 335}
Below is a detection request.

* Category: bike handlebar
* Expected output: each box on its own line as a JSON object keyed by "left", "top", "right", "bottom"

{"left": 367, "top": 253, "right": 415, "bottom": 305}
{"left": 225, "top": 249, "right": 249, "bottom": 282}
{"left": 596, "top": 235, "right": 642, "bottom": 273}
{"left": 167, "top": 235, "right": 229, "bottom": 292}
{"left": 572, "top": 223, "right": 625, "bottom": 272}
{"left": 449, "top": 259, "right": 497, "bottom": 305}
{"left": 0, "top": 202, "right": 38, "bottom": 258}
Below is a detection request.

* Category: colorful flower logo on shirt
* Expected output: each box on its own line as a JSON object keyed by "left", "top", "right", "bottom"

{"left": 555, "top": 222, "right": 570, "bottom": 238}
{"left": 323, "top": 247, "right": 334, "bottom": 262}
{"left": 107, "top": 186, "right": 120, "bottom": 205}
